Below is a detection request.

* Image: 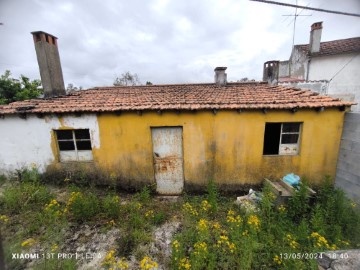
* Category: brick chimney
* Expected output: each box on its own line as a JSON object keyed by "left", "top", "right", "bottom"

{"left": 263, "top": 60, "right": 279, "bottom": 85}
{"left": 214, "top": 67, "right": 227, "bottom": 86}
{"left": 309, "top": 22, "right": 323, "bottom": 54}
{"left": 31, "top": 31, "right": 65, "bottom": 98}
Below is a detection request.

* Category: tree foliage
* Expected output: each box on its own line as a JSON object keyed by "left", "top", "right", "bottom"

{"left": 113, "top": 71, "right": 141, "bottom": 86}
{"left": 0, "top": 70, "right": 43, "bottom": 104}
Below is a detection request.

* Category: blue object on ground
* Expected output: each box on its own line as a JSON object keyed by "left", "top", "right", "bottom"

{"left": 282, "top": 173, "right": 300, "bottom": 187}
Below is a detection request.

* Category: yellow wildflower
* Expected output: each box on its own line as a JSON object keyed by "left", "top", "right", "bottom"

{"left": 51, "top": 244, "right": 58, "bottom": 252}
{"left": 212, "top": 222, "right": 221, "bottom": 230}
{"left": 286, "top": 234, "right": 299, "bottom": 249}
{"left": 247, "top": 215, "right": 260, "bottom": 229}
{"left": 21, "top": 238, "right": 36, "bottom": 247}
{"left": 145, "top": 210, "right": 154, "bottom": 218}
{"left": 194, "top": 242, "right": 208, "bottom": 257}
{"left": 197, "top": 219, "right": 208, "bottom": 231}
{"left": 182, "top": 203, "right": 198, "bottom": 216}
{"left": 278, "top": 205, "right": 286, "bottom": 212}
{"left": 139, "top": 256, "right": 158, "bottom": 270}
{"left": 172, "top": 240, "right": 180, "bottom": 250}
{"left": 136, "top": 203, "right": 142, "bottom": 210}
{"left": 0, "top": 215, "right": 9, "bottom": 223}
{"left": 179, "top": 257, "right": 191, "bottom": 270}
{"left": 273, "top": 255, "right": 282, "bottom": 265}
{"left": 113, "top": 196, "right": 120, "bottom": 203}
{"left": 310, "top": 231, "right": 333, "bottom": 249}
{"left": 117, "top": 258, "right": 129, "bottom": 269}
{"left": 107, "top": 220, "right": 116, "bottom": 226}
{"left": 201, "top": 200, "right": 211, "bottom": 211}
{"left": 226, "top": 210, "right": 242, "bottom": 227}
{"left": 64, "top": 192, "right": 82, "bottom": 214}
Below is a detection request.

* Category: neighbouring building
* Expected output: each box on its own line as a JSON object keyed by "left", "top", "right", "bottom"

{"left": 0, "top": 31, "right": 355, "bottom": 194}
{"left": 264, "top": 22, "right": 360, "bottom": 112}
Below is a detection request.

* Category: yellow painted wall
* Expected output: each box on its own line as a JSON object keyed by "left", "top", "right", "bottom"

{"left": 90, "top": 108, "right": 345, "bottom": 189}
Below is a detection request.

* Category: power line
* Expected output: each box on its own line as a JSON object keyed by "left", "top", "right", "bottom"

{"left": 249, "top": 0, "right": 360, "bottom": 17}
{"left": 329, "top": 52, "right": 360, "bottom": 83}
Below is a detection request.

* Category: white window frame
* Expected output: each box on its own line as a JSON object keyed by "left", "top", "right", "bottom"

{"left": 278, "top": 123, "right": 301, "bottom": 155}
{"left": 55, "top": 129, "right": 93, "bottom": 162}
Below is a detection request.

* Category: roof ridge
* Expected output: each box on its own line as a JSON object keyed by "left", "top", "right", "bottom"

{"left": 0, "top": 83, "right": 355, "bottom": 115}
{"left": 87, "top": 81, "right": 267, "bottom": 90}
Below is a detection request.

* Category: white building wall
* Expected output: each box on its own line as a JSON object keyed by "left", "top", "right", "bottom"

{"left": 308, "top": 53, "right": 360, "bottom": 111}
{"left": 0, "top": 114, "right": 100, "bottom": 174}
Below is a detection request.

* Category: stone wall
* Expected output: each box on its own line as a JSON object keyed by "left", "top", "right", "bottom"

{"left": 335, "top": 112, "right": 360, "bottom": 202}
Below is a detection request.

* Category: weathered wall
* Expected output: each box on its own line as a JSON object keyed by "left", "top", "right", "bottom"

{"left": 0, "top": 114, "right": 100, "bottom": 173}
{"left": 93, "top": 109, "right": 344, "bottom": 189}
{"left": 0, "top": 109, "right": 345, "bottom": 190}
{"left": 335, "top": 112, "right": 360, "bottom": 202}
{"left": 279, "top": 81, "right": 328, "bottom": 95}
{"left": 279, "top": 61, "right": 289, "bottom": 77}
{"left": 309, "top": 53, "right": 360, "bottom": 111}
{"left": 288, "top": 47, "right": 308, "bottom": 80}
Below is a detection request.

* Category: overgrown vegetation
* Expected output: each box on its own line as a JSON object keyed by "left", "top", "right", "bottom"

{"left": 0, "top": 168, "right": 359, "bottom": 269}
{"left": 172, "top": 179, "right": 360, "bottom": 270}
{"left": 0, "top": 70, "right": 42, "bottom": 104}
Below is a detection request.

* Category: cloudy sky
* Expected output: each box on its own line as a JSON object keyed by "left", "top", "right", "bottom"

{"left": 0, "top": 0, "right": 359, "bottom": 88}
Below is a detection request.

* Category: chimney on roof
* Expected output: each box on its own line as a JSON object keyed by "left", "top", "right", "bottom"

{"left": 263, "top": 60, "right": 279, "bottom": 85}
{"left": 309, "top": 22, "right": 323, "bottom": 54}
{"left": 214, "top": 67, "right": 227, "bottom": 86}
{"left": 31, "top": 31, "right": 66, "bottom": 98}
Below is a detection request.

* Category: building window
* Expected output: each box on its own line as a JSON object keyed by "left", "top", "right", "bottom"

{"left": 263, "top": 123, "right": 301, "bottom": 155}
{"left": 55, "top": 129, "right": 93, "bottom": 161}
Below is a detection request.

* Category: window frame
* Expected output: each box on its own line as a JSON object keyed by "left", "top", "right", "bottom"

{"left": 263, "top": 122, "right": 302, "bottom": 156}
{"left": 54, "top": 129, "right": 93, "bottom": 162}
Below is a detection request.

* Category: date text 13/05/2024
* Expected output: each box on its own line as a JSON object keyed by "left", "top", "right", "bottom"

{"left": 12, "top": 252, "right": 102, "bottom": 260}
{"left": 280, "top": 252, "right": 349, "bottom": 260}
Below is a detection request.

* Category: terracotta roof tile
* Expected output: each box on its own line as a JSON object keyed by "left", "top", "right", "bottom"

{"left": 296, "top": 37, "right": 360, "bottom": 57}
{"left": 0, "top": 82, "right": 355, "bottom": 115}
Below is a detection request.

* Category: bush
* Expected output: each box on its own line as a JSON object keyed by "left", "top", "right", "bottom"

{"left": 1, "top": 181, "right": 52, "bottom": 214}
{"left": 102, "top": 194, "right": 121, "bottom": 220}
{"left": 64, "top": 191, "right": 101, "bottom": 222}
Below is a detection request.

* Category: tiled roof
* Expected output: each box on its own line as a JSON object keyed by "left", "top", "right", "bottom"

{"left": 278, "top": 77, "right": 305, "bottom": 83}
{"left": 0, "top": 82, "right": 355, "bottom": 115}
{"left": 295, "top": 37, "right": 360, "bottom": 57}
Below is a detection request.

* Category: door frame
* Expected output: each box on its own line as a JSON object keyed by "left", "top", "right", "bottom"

{"left": 150, "top": 126, "right": 185, "bottom": 195}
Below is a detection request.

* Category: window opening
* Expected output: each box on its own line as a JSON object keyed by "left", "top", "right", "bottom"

{"left": 55, "top": 129, "right": 92, "bottom": 161}
{"left": 263, "top": 123, "right": 301, "bottom": 155}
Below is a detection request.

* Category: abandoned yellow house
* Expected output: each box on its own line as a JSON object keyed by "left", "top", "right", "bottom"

{"left": 0, "top": 31, "right": 355, "bottom": 194}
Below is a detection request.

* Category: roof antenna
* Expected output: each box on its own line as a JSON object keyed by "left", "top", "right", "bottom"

{"left": 282, "top": 0, "right": 311, "bottom": 50}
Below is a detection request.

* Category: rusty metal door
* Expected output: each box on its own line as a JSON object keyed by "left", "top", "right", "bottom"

{"left": 151, "top": 127, "right": 184, "bottom": 195}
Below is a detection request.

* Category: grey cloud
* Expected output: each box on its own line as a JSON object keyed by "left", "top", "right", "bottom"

{"left": 0, "top": 0, "right": 359, "bottom": 88}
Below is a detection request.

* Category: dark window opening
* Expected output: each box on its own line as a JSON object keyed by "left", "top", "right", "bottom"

{"left": 55, "top": 129, "right": 92, "bottom": 152}
{"left": 263, "top": 123, "right": 281, "bottom": 155}
{"left": 58, "top": 141, "right": 75, "bottom": 151}
{"left": 281, "top": 134, "right": 299, "bottom": 144}
{"left": 56, "top": 130, "right": 73, "bottom": 140}
{"left": 75, "top": 129, "right": 91, "bottom": 140}
{"left": 282, "top": 123, "right": 300, "bottom": 133}
{"left": 76, "top": 140, "right": 92, "bottom": 150}
{"left": 263, "top": 122, "right": 301, "bottom": 155}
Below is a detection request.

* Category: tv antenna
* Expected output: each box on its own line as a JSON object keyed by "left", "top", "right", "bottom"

{"left": 282, "top": 1, "right": 312, "bottom": 49}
